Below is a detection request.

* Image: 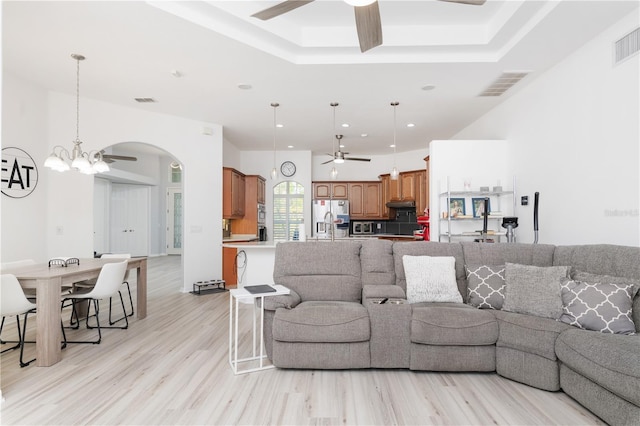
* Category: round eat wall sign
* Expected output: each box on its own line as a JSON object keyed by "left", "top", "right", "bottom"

{"left": 1, "top": 147, "right": 39, "bottom": 198}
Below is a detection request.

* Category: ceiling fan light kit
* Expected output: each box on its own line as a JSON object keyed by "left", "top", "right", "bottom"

{"left": 43, "top": 54, "right": 110, "bottom": 175}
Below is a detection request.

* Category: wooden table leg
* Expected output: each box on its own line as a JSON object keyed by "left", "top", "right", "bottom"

{"left": 136, "top": 258, "right": 147, "bottom": 319}
{"left": 35, "top": 277, "right": 62, "bottom": 367}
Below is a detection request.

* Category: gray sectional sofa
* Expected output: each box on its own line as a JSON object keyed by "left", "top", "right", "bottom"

{"left": 262, "top": 240, "right": 639, "bottom": 425}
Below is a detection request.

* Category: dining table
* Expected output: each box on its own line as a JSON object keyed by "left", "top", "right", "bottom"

{"left": 1, "top": 257, "right": 147, "bottom": 366}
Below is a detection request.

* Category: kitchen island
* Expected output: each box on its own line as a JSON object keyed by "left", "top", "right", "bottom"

{"left": 221, "top": 241, "right": 278, "bottom": 288}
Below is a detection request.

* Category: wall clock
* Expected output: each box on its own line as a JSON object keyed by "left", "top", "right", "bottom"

{"left": 280, "top": 161, "right": 296, "bottom": 177}
{"left": 1, "top": 147, "right": 39, "bottom": 198}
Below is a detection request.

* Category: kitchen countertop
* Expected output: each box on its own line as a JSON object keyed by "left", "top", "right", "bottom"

{"left": 222, "top": 234, "right": 259, "bottom": 243}
{"left": 222, "top": 235, "right": 421, "bottom": 248}
{"left": 222, "top": 241, "right": 278, "bottom": 249}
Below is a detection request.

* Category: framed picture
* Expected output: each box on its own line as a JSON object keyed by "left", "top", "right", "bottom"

{"left": 472, "top": 197, "right": 491, "bottom": 218}
{"left": 449, "top": 198, "right": 466, "bottom": 217}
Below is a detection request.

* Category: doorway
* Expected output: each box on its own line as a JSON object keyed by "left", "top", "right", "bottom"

{"left": 109, "top": 183, "right": 150, "bottom": 256}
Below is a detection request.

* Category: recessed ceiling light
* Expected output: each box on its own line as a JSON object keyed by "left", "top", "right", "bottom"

{"left": 407, "top": 123, "right": 415, "bottom": 128}
{"left": 341, "top": 123, "right": 350, "bottom": 128}
{"left": 237, "top": 83, "right": 252, "bottom": 90}
{"left": 340, "top": 144, "right": 345, "bottom": 148}
{"left": 361, "top": 133, "right": 368, "bottom": 138}
{"left": 421, "top": 84, "right": 436, "bottom": 91}
{"left": 390, "top": 144, "right": 396, "bottom": 148}
{"left": 287, "top": 145, "right": 294, "bottom": 149}
{"left": 276, "top": 124, "right": 284, "bottom": 128}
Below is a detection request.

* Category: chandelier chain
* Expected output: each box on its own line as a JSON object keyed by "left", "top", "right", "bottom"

{"left": 75, "top": 55, "right": 81, "bottom": 142}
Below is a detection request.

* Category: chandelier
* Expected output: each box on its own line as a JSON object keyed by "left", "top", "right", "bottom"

{"left": 43, "top": 54, "right": 109, "bottom": 174}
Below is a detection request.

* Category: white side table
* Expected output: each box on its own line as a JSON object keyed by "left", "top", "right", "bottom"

{"left": 228, "top": 284, "right": 290, "bottom": 374}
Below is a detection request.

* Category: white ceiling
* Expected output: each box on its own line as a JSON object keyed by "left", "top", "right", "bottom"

{"left": 3, "top": 1, "right": 638, "bottom": 158}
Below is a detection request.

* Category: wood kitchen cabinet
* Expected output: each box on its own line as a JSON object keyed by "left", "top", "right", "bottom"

{"left": 257, "top": 176, "right": 266, "bottom": 205}
{"left": 223, "top": 167, "right": 245, "bottom": 219}
{"left": 379, "top": 169, "right": 428, "bottom": 216}
{"left": 231, "top": 174, "right": 266, "bottom": 235}
{"left": 313, "top": 182, "right": 348, "bottom": 199}
{"left": 348, "top": 182, "right": 383, "bottom": 219}
{"left": 223, "top": 247, "right": 237, "bottom": 286}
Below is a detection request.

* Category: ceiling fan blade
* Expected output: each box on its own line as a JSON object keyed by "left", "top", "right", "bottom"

{"left": 345, "top": 157, "right": 371, "bottom": 162}
{"left": 321, "top": 159, "right": 335, "bottom": 165}
{"left": 251, "top": 0, "right": 315, "bottom": 20}
{"left": 103, "top": 154, "right": 137, "bottom": 162}
{"left": 354, "top": 1, "right": 383, "bottom": 53}
{"left": 438, "top": 0, "right": 486, "bottom": 5}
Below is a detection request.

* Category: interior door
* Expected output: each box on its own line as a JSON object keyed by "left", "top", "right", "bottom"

{"left": 110, "top": 184, "right": 150, "bottom": 256}
{"left": 166, "top": 188, "right": 182, "bottom": 255}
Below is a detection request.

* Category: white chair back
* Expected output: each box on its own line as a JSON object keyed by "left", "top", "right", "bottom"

{"left": 1, "top": 274, "right": 36, "bottom": 317}
{"left": 101, "top": 254, "right": 131, "bottom": 280}
{"left": 84, "top": 260, "right": 128, "bottom": 300}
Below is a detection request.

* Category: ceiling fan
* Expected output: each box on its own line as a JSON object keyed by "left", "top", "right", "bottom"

{"left": 99, "top": 151, "right": 137, "bottom": 164}
{"left": 322, "top": 135, "right": 371, "bottom": 164}
{"left": 251, "top": 0, "right": 486, "bottom": 53}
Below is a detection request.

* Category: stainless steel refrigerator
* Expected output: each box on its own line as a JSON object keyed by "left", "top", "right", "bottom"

{"left": 312, "top": 199, "right": 350, "bottom": 239}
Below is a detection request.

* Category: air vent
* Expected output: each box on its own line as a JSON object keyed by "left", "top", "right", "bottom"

{"left": 614, "top": 27, "right": 639, "bottom": 65}
{"left": 478, "top": 72, "right": 530, "bottom": 97}
{"left": 134, "top": 97, "right": 157, "bottom": 103}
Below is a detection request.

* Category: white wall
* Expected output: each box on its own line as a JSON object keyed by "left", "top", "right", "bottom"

{"left": 1, "top": 73, "right": 49, "bottom": 263}
{"left": 2, "top": 75, "right": 222, "bottom": 292}
{"left": 453, "top": 12, "right": 639, "bottom": 246}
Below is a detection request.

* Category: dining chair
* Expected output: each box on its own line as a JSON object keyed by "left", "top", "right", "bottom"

{"left": 61, "top": 260, "right": 128, "bottom": 344}
{"left": 1, "top": 259, "right": 37, "bottom": 301}
{"left": 72, "top": 254, "right": 133, "bottom": 325}
{"left": 1, "top": 274, "right": 37, "bottom": 367}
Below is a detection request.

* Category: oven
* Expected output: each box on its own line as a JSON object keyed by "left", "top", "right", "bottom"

{"left": 257, "top": 204, "right": 266, "bottom": 226}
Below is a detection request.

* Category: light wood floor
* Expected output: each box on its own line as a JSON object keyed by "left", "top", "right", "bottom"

{"left": 1, "top": 256, "right": 604, "bottom": 425}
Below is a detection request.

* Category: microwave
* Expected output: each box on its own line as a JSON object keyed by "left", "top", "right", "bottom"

{"left": 352, "top": 221, "right": 374, "bottom": 235}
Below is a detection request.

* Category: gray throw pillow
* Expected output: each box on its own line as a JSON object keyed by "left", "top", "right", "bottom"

{"left": 503, "top": 263, "right": 570, "bottom": 319}
{"left": 465, "top": 264, "right": 505, "bottom": 309}
{"left": 560, "top": 279, "right": 636, "bottom": 335}
{"left": 571, "top": 271, "right": 639, "bottom": 297}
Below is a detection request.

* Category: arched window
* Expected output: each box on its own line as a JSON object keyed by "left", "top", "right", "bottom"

{"left": 273, "top": 181, "right": 304, "bottom": 241}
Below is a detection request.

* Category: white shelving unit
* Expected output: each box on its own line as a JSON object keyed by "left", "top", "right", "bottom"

{"left": 438, "top": 177, "right": 516, "bottom": 242}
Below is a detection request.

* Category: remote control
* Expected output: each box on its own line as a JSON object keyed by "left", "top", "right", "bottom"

{"left": 380, "top": 298, "right": 389, "bottom": 304}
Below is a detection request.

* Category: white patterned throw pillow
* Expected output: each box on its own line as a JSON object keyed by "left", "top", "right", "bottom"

{"left": 402, "top": 255, "right": 462, "bottom": 304}
{"left": 560, "top": 279, "right": 636, "bottom": 335}
{"left": 465, "top": 264, "right": 505, "bottom": 309}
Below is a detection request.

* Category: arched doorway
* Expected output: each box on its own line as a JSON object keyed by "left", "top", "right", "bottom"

{"left": 93, "top": 142, "right": 184, "bottom": 284}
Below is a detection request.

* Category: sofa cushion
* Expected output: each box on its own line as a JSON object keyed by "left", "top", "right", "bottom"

{"left": 402, "top": 255, "right": 462, "bottom": 304}
{"left": 556, "top": 328, "right": 640, "bottom": 406}
{"left": 272, "top": 301, "right": 370, "bottom": 343}
{"left": 461, "top": 241, "right": 556, "bottom": 267}
{"left": 273, "top": 241, "right": 363, "bottom": 302}
{"left": 393, "top": 242, "right": 466, "bottom": 299}
{"left": 493, "top": 310, "right": 572, "bottom": 361}
{"left": 503, "top": 263, "right": 569, "bottom": 320}
{"left": 559, "top": 279, "right": 636, "bottom": 335}
{"left": 411, "top": 303, "right": 498, "bottom": 346}
{"left": 465, "top": 264, "right": 505, "bottom": 309}
{"left": 361, "top": 239, "right": 396, "bottom": 286}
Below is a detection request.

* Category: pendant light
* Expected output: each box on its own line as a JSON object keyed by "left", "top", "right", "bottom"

{"left": 329, "top": 102, "right": 339, "bottom": 179}
{"left": 270, "top": 102, "right": 279, "bottom": 180}
{"left": 390, "top": 101, "right": 399, "bottom": 180}
{"left": 43, "top": 54, "right": 109, "bottom": 174}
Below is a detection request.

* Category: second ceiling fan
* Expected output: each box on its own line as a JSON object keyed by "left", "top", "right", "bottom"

{"left": 251, "top": 0, "right": 486, "bottom": 53}
{"left": 323, "top": 135, "right": 371, "bottom": 164}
